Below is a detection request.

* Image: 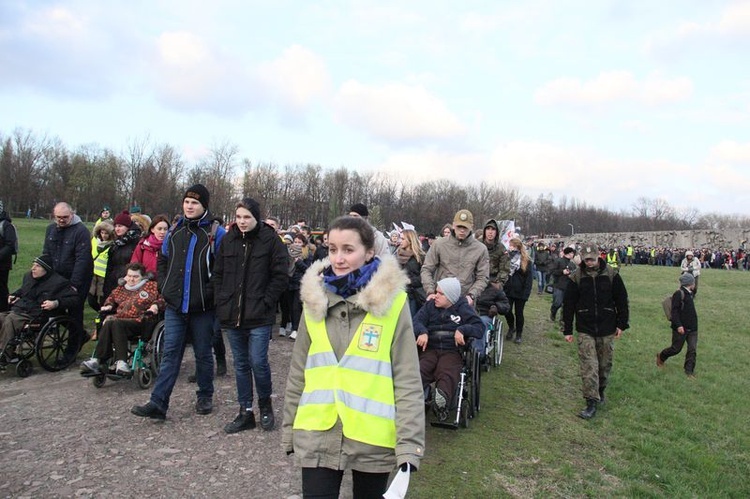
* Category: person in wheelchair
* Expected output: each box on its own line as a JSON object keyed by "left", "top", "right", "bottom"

{"left": 474, "top": 280, "right": 511, "bottom": 355}
{"left": 0, "top": 255, "right": 79, "bottom": 368}
{"left": 80, "top": 263, "right": 164, "bottom": 376}
{"left": 413, "top": 277, "right": 484, "bottom": 418}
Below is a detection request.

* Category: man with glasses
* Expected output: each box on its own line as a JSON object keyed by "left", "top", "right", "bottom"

{"left": 562, "top": 243, "right": 629, "bottom": 420}
{"left": 43, "top": 202, "right": 94, "bottom": 367}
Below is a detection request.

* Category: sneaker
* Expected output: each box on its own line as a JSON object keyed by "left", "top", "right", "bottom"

{"left": 278, "top": 326, "right": 287, "bottom": 337}
{"left": 289, "top": 330, "right": 297, "bottom": 340}
{"left": 195, "top": 398, "right": 213, "bottom": 415}
{"left": 80, "top": 358, "right": 100, "bottom": 374}
{"left": 115, "top": 360, "right": 131, "bottom": 375}
{"left": 285, "top": 322, "right": 292, "bottom": 332}
{"left": 433, "top": 388, "right": 447, "bottom": 410}
{"left": 224, "top": 408, "right": 256, "bottom": 434}
{"left": 131, "top": 401, "right": 167, "bottom": 420}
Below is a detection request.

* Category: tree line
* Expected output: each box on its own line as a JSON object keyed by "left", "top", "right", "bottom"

{"left": 1, "top": 127, "right": 747, "bottom": 235}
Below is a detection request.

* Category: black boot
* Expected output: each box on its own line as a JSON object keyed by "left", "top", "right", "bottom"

{"left": 578, "top": 399, "right": 597, "bottom": 420}
{"left": 216, "top": 357, "right": 227, "bottom": 377}
{"left": 505, "top": 327, "right": 515, "bottom": 341}
{"left": 598, "top": 387, "right": 606, "bottom": 405}
{"left": 258, "top": 397, "right": 275, "bottom": 431}
{"left": 514, "top": 331, "right": 522, "bottom": 344}
{"left": 550, "top": 308, "right": 557, "bottom": 322}
{"left": 224, "top": 406, "right": 256, "bottom": 434}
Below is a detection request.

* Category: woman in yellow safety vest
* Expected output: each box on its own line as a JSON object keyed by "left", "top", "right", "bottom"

{"left": 282, "top": 215, "right": 424, "bottom": 498}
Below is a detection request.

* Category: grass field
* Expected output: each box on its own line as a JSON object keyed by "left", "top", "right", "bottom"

{"left": 7, "top": 219, "right": 750, "bottom": 497}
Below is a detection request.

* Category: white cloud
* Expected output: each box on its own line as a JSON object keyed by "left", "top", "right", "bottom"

{"left": 711, "top": 140, "right": 750, "bottom": 162}
{"left": 333, "top": 81, "right": 468, "bottom": 142}
{"left": 534, "top": 71, "right": 693, "bottom": 107}
{"left": 151, "top": 31, "right": 259, "bottom": 115}
{"left": 257, "top": 45, "right": 331, "bottom": 113}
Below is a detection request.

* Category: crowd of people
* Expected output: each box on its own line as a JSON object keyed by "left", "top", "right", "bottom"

{"left": 0, "top": 191, "right": 710, "bottom": 498}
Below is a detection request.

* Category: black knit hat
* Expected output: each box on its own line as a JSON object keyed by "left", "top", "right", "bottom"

{"left": 184, "top": 184, "right": 210, "bottom": 210}
{"left": 238, "top": 197, "right": 261, "bottom": 222}
{"left": 34, "top": 254, "right": 54, "bottom": 273}
{"left": 349, "top": 203, "right": 369, "bottom": 217}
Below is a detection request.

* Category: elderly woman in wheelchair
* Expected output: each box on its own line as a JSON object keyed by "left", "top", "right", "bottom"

{"left": 80, "top": 263, "right": 164, "bottom": 377}
{"left": 413, "top": 277, "right": 484, "bottom": 421}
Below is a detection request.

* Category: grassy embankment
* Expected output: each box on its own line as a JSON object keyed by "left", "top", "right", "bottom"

{"left": 8, "top": 219, "right": 750, "bottom": 497}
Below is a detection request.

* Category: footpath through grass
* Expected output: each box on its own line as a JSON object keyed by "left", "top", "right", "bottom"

{"left": 7, "top": 220, "right": 750, "bottom": 497}
{"left": 411, "top": 265, "right": 750, "bottom": 498}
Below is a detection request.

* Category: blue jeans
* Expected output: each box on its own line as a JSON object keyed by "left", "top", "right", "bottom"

{"left": 226, "top": 325, "right": 273, "bottom": 407}
{"left": 150, "top": 307, "right": 215, "bottom": 411}
{"left": 536, "top": 270, "right": 546, "bottom": 292}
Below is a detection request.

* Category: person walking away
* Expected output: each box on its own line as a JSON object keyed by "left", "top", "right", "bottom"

{"left": 657, "top": 273, "right": 699, "bottom": 378}
{"left": 562, "top": 243, "right": 629, "bottom": 420}
{"left": 131, "top": 184, "right": 225, "bottom": 420}
{"left": 503, "top": 238, "right": 533, "bottom": 344}
{"left": 212, "top": 198, "right": 289, "bottom": 433}
{"left": 549, "top": 247, "right": 577, "bottom": 323}
{"left": 282, "top": 216, "right": 424, "bottom": 498}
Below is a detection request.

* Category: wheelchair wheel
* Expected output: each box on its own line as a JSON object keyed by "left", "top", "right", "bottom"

{"left": 493, "top": 318, "right": 504, "bottom": 366}
{"left": 16, "top": 359, "right": 33, "bottom": 378}
{"left": 136, "top": 366, "right": 153, "bottom": 389}
{"left": 151, "top": 320, "right": 165, "bottom": 376}
{"left": 459, "top": 391, "right": 471, "bottom": 428}
{"left": 92, "top": 373, "right": 106, "bottom": 388}
{"left": 471, "top": 348, "right": 481, "bottom": 415}
{"left": 35, "top": 316, "right": 75, "bottom": 372}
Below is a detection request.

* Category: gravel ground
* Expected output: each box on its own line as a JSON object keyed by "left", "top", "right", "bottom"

{"left": 0, "top": 331, "right": 325, "bottom": 499}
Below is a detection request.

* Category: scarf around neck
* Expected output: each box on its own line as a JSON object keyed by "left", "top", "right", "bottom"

{"left": 323, "top": 257, "right": 381, "bottom": 299}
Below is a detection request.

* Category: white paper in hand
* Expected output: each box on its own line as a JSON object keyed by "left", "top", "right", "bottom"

{"left": 382, "top": 467, "right": 410, "bottom": 499}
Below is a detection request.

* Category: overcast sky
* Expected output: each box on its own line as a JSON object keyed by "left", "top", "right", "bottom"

{"left": 1, "top": 1, "right": 749, "bottom": 214}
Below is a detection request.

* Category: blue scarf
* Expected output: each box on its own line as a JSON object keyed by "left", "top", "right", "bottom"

{"left": 323, "top": 257, "right": 381, "bottom": 299}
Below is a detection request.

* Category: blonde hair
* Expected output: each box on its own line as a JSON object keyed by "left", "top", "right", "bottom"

{"left": 400, "top": 229, "right": 425, "bottom": 264}
{"left": 509, "top": 237, "right": 531, "bottom": 272}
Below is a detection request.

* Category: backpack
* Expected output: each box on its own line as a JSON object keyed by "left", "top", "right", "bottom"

{"left": 662, "top": 289, "right": 685, "bottom": 322}
{"left": 0, "top": 219, "right": 19, "bottom": 263}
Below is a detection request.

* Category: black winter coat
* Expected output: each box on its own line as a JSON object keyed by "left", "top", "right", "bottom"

{"left": 412, "top": 296, "right": 484, "bottom": 352}
{"left": 43, "top": 216, "right": 93, "bottom": 295}
{"left": 211, "top": 222, "right": 289, "bottom": 329}
{"left": 103, "top": 228, "right": 140, "bottom": 300}
{"left": 157, "top": 213, "right": 226, "bottom": 313}
{"left": 476, "top": 285, "right": 510, "bottom": 316}
{"left": 11, "top": 271, "right": 80, "bottom": 319}
{"left": 0, "top": 213, "right": 16, "bottom": 271}
{"left": 671, "top": 287, "right": 697, "bottom": 332}
{"left": 503, "top": 265, "right": 533, "bottom": 300}
{"left": 562, "top": 259, "right": 629, "bottom": 337}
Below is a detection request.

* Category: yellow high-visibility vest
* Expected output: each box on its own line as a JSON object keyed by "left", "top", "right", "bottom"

{"left": 92, "top": 240, "right": 111, "bottom": 278}
{"left": 293, "top": 292, "right": 407, "bottom": 448}
{"left": 607, "top": 252, "right": 619, "bottom": 268}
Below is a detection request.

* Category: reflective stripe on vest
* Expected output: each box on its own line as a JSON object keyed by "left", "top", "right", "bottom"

{"left": 293, "top": 291, "right": 407, "bottom": 449}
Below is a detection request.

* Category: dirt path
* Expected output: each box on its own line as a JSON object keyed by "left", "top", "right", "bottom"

{"left": 0, "top": 334, "right": 311, "bottom": 498}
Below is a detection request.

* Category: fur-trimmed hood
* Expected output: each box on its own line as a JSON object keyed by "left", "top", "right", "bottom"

{"left": 300, "top": 254, "right": 408, "bottom": 322}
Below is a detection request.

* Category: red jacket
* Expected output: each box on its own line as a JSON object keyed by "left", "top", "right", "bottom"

{"left": 130, "top": 234, "right": 161, "bottom": 276}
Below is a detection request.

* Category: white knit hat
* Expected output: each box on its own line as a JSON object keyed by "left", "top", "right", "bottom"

{"left": 437, "top": 277, "right": 461, "bottom": 304}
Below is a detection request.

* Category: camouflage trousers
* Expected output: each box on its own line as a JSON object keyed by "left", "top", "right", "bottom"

{"left": 576, "top": 333, "right": 614, "bottom": 401}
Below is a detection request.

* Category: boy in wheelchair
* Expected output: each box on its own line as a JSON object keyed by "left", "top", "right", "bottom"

{"left": 0, "top": 255, "right": 79, "bottom": 368}
{"left": 413, "top": 277, "right": 484, "bottom": 420}
{"left": 80, "top": 263, "right": 164, "bottom": 376}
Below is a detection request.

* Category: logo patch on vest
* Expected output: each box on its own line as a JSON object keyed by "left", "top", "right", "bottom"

{"left": 358, "top": 324, "right": 382, "bottom": 352}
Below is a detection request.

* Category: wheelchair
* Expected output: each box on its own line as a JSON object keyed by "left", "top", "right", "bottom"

{"left": 482, "top": 315, "right": 504, "bottom": 372}
{"left": 80, "top": 312, "right": 165, "bottom": 389}
{"left": 1, "top": 313, "right": 77, "bottom": 378}
{"left": 429, "top": 344, "right": 482, "bottom": 430}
